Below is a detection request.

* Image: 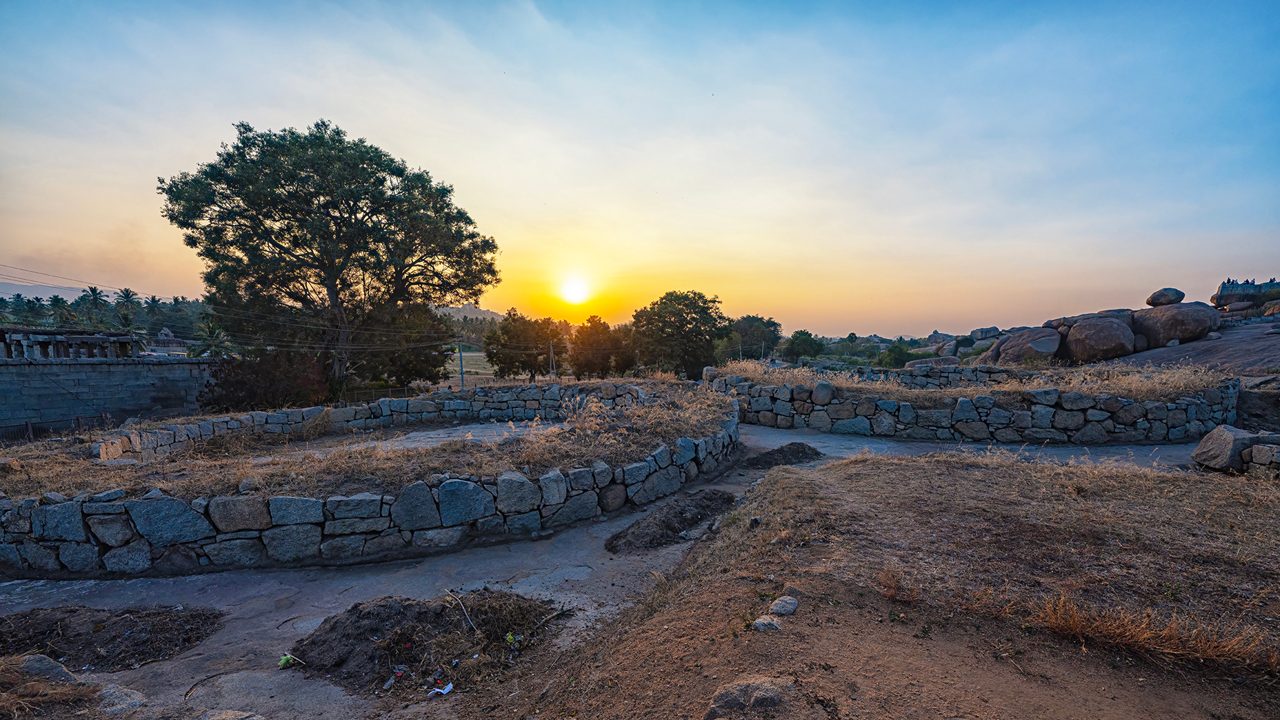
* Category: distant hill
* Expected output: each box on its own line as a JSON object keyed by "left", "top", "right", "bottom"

{"left": 435, "top": 303, "right": 502, "bottom": 321}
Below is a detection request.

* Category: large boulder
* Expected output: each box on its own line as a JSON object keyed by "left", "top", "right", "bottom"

{"left": 1131, "top": 302, "right": 1220, "bottom": 348}
{"left": 1065, "top": 317, "right": 1135, "bottom": 363}
{"left": 991, "top": 327, "right": 1060, "bottom": 366}
{"left": 1145, "top": 288, "right": 1185, "bottom": 307}
{"left": 1192, "top": 425, "right": 1280, "bottom": 472}
{"left": 1044, "top": 309, "right": 1133, "bottom": 331}
{"left": 1263, "top": 299, "right": 1280, "bottom": 317}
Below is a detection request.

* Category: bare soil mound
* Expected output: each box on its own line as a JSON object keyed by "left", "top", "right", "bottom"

{"left": 739, "top": 442, "right": 825, "bottom": 470}
{"left": 0, "top": 606, "right": 224, "bottom": 673}
{"left": 290, "top": 590, "right": 558, "bottom": 699}
{"left": 605, "top": 489, "right": 736, "bottom": 554}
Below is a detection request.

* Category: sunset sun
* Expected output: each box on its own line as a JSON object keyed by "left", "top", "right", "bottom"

{"left": 559, "top": 276, "right": 591, "bottom": 304}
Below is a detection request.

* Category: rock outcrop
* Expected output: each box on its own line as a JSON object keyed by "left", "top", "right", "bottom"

{"left": 1065, "top": 317, "right": 1135, "bottom": 362}
{"left": 1131, "top": 301, "right": 1220, "bottom": 348}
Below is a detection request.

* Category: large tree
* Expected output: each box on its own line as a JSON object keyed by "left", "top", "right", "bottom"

{"left": 780, "top": 329, "right": 825, "bottom": 361}
{"left": 632, "top": 290, "right": 728, "bottom": 378}
{"left": 159, "top": 120, "right": 498, "bottom": 385}
{"left": 483, "top": 309, "right": 568, "bottom": 384}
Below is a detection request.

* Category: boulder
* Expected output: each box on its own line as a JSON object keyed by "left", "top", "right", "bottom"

{"left": 1226, "top": 301, "right": 1254, "bottom": 312}
{"left": 1192, "top": 425, "right": 1280, "bottom": 472}
{"left": 598, "top": 483, "right": 627, "bottom": 512}
{"left": 19, "top": 654, "right": 76, "bottom": 683}
{"left": 994, "top": 327, "right": 1060, "bottom": 366}
{"left": 1145, "top": 288, "right": 1185, "bottom": 307}
{"left": 970, "top": 326, "right": 1000, "bottom": 340}
{"left": 1065, "top": 317, "right": 1135, "bottom": 363}
{"left": 1131, "top": 302, "right": 1220, "bottom": 348}
{"left": 1262, "top": 299, "right": 1280, "bottom": 317}
{"left": 704, "top": 675, "right": 793, "bottom": 719}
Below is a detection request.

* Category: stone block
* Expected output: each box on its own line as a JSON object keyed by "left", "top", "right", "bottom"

{"left": 204, "top": 539, "right": 266, "bottom": 566}
{"left": 390, "top": 481, "right": 441, "bottom": 530}
{"left": 87, "top": 514, "right": 135, "bottom": 547}
{"left": 598, "top": 483, "right": 628, "bottom": 512}
{"left": 325, "top": 517, "right": 390, "bottom": 535}
{"left": 438, "top": 480, "right": 495, "bottom": 526}
{"left": 320, "top": 535, "right": 366, "bottom": 560}
{"left": 33, "top": 502, "right": 85, "bottom": 542}
{"left": 125, "top": 498, "right": 214, "bottom": 546}
{"left": 207, "top": 496, "right": 271, "bottom": 532}
{"left": 547, "top": 491, "right": 599, "bottom": 527}
{"left": 269, "top": 497, "right": 324, "bottom": 525}
{"left": 58, "top": 542, "right": 100, "bottom": 572}
{"left": 832, "top": 417, "right": 871, "bottom": 435}
{"left": 412, "top": 526, "right": 468, "bottom": 548}
{"left": 19, "top": 542, "right": 60, "bottom": 571}
{"left": 496, "top": 471, "right": 541, "bottom": 514}
{"left": 506, "top": 511, "right": 542, "bottom": 535}
{"left": 262, "top": 524, "right": 321, "bottom": 562}
{"left": 326, "top": 493, "right": 383, "bottom": 519}
{"left": 102, "top": 539, "right": 152, "bottom": 574}
{"left": 540, "top": 470, "right": 569, "bottom": 504}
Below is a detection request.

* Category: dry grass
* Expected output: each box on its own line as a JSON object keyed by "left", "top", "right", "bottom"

{"left": 1029, "top": 595, "right": 1280, "bottom": 673}
{"left": 721, "top": 359, "right": 1228, "bottom": 403}
{"left": 713, "top": 451, "right": 1280, "bottom": 676}
{"left": 0, "top": 386, "right": 733, "bottom": 500}
{"left": 0, "top": 656, "right": 96, "bottom": 720}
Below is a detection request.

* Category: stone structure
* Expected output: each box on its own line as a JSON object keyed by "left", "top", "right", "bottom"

{"left": 0, "top": 358, "right": 214, "bottom": 435}
{"left": 711, "top": 372, "right": 1237, "bottom": 445}
{"left": 0, "top": 327, "right": 142, "bottom": 360}
{"left": 0, "top": 386, "right": 740, "bottom": 578}
{"left": 92, "top": 382, "right": 651, "bottom": 462}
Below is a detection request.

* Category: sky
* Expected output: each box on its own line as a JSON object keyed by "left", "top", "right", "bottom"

{"left": 1, "top": 0, "right": 1277, "bottom": 338}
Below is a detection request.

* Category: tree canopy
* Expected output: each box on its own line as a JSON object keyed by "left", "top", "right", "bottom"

{"left": 483, "top": 309, "right": 568, "bottom": 384}
{"left": 568, "top": 315, "right": 615, "bottom": 379}
{"left": 159, "top": 120, "right": 498, "bottom": 385}
{"left": 632, "top": 290, "right": 727, "bottom": 378}
{"left": 781, "top": 329, "right": 825, "bottom": 361}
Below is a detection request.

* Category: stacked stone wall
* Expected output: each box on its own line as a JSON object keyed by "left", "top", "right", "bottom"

{"left": 712, "top": 374, "right": 1238, "bottom": 445}
{"left": 1, "top": 385, "right": 739, "bottom": 578}
{"left": 1244, "top": 444, "right": 1280, "bottom": 479}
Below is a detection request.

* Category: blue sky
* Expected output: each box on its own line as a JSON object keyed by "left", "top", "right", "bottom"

{"left": 1, "top": 0, "right": 1277, "bottom": 335}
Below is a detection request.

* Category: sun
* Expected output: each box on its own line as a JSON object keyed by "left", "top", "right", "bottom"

{"left": 559, "top": 276, "right": 591, "bottom": 304}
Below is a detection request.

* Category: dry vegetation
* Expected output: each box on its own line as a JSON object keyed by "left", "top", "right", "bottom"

{"left": 721, "top": 359, "right": 1229, "bottom": 404}
{"left": 0, "top": 655, "right": 96, "bottom": 720}
{"left": 452, "top": 451, "right": 1278, "bottom": 719}
{"left": 0, "top": 386, "right": 733, "bottom": 500}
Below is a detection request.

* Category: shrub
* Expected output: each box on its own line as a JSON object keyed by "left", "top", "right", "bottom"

{"left": 199, "top": 350, "right": 330, "bottom": 412}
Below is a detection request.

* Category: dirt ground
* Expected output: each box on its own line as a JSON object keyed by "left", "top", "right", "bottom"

{"left": 605, "top": 489, "right": 736, "bottom": 554}
{"left": 0, "top": 606, "right": 224, "bottom": 674}
{"left": 738, "top": 441, "right": 826, "bottom": 470}
{"left": 439, "top": 453, "right": 1279, "bottom": 720}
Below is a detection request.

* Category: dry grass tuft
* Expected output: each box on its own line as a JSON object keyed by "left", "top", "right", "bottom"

{"left": 1029, "top": 594, "right": 1280, "bottom": 674}
{"left": 0, "top": 656, "right": 96, "bottom": 720}
{"left": 876, "top": 566, "right": 920, "bottom": 604}
{"left": 720, "top": 360, "right": 1228, "bottom": 403}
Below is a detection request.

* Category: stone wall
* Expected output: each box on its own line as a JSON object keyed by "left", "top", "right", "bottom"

{"left": 0, "top": 387, "right": 740, "bottom": 579}
{"left": 830, "top": 364, "right": 1036, "bottom": 389}
{"left": 0, "top": 358, "right": 214, "bottom": 435}
{"left": 92, "top": 382, "right": 647, "bottom": 462}
{"left": 1244, "top": 444, "right": 1280, "bottom": 479}
{"left": 712, "top": 374, "right": 1238, "bottom": 445}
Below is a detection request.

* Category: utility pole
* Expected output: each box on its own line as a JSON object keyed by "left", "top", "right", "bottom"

{"left": 457, "top": 344, "right": 465, "bottom": 389}
{"left": 549, "top": 341, "right": 556, "bottom": 376}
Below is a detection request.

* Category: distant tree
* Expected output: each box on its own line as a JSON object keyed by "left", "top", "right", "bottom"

{"left": 76, "top": 287, "right": 110, "bottom": 328}
{"left": 113, "top": 288, "right": 143, "bottom": 332}
{"left": 159, "top": 120, "right": 498, "bottom": 386}
{"left": 713, "top": 331, "right": 742, "bottom": 365}
{"left": 780, "top": 329, "right": 825, "bottom": 361}
{"left": 731, "top": 315, "right": 783, "bottom": 360}
{"left": 483, "top": 309, "right": 568, "bottom": 383}
{"left": 0, "top": 296, "right": 11, "bottom": 323}
{"left": 47, "top": 295, "right": 77, "bottom": 326}
{"left": 568, "top": 315, "right": 614, "bottom": 379}
{"left": 632, "top": 290, "right": 728, "bottom": 378}
{"left": 874, "top": 341, "right": 932, "bottom": 368}
{"left": 354, "top": 304, "right": 453, "bottom": 385}
{"left": 610, "top": 323, "right": 638, "bottom": 376}
{"left": 190, "top": 318, "right": 235, "bottom": 358}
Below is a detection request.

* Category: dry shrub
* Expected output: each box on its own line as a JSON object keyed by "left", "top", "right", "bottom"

{"left": 1029, "top": 594, "right": 1280, "bottom": 674}
{"left": 876, "top": 566, "right": 919, "bottom": 604}
{"left": 0, "top": 656, "right": 95, "bottom": 720}
{"left": 720, "top": 359, "right": 1227, "bottom": 403}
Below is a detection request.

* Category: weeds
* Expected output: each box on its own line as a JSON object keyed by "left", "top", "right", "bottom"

{"left": 0, "top": 656, "right": 96, "bottom": 720}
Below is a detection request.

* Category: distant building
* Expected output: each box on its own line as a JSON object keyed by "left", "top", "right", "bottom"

{"left": 0, "top": 326, "right": 143, "bottom": 360}
{"left": 145, "top": 327, "right": 194, "bottom": 357}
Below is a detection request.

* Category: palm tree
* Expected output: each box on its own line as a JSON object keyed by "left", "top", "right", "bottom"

{"left": 114, "top": 288, "right": 142, "bottom": 331}
{"left": 78, "top": 287, "right": 110, "bottom": 328}
{"left": 47, "top": 295, "right": 77, "bottom": 326}
{"left": 191, "top": 318, "right": 234, "bottom": 358}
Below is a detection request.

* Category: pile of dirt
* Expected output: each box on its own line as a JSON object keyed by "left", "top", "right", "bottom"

{"left": 0, "top": 606, "right": 224, "bottom": 673}
{"left": 738, "top": 442, "right": 825, "bottom": 470}
{"left": 290, "top": 590, "right": 558, "bottom": 698}
{"left": 605, "top": 489, "right": 736, "bottom": 554}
